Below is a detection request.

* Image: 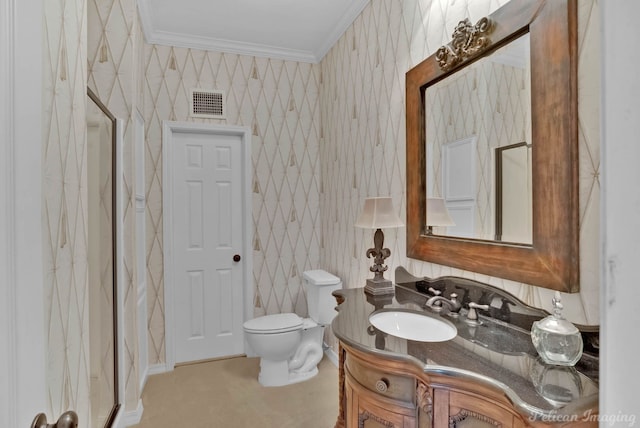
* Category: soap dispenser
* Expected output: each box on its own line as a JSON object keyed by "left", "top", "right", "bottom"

{"left": 531, "top": 292, "right": 583, "bottom": 366}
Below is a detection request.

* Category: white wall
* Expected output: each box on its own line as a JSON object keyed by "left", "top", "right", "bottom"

{"left": 600, "top": 0, "right": 640, "bottom": 423}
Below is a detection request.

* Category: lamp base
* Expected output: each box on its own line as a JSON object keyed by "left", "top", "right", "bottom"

{"left": 364, "top": 278, "right": 395, "bottom": 296}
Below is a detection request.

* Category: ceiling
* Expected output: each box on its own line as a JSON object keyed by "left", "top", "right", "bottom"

{"left": 137, "top": 0, "right": 370, "bottom": 63}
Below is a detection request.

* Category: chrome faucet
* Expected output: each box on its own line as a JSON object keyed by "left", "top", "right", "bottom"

{"left": 465, "top": 301, "right": 490, "bottom": 326}
{"left": 425, "top": 293, "right": 461, "bottom": 314}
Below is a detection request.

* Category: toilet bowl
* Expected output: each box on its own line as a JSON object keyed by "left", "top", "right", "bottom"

{"left": 243, "top": 270, "right": 342, "bottom": 387}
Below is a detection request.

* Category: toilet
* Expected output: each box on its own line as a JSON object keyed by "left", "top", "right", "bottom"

{"left": 243, "top": 269, "right": 342, "bottom": 387}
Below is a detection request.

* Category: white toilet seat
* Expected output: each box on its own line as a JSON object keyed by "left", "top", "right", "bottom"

{"left": 242, "top": 269, "right": 341, "bottom": 387}
{"left": 243, "top": 313, "right": 303, "bottom": 334}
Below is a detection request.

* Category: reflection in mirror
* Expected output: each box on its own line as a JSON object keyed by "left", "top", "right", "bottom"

{"left": 496, "top": 142, "right": 532, "bottom": 243}
{"left": 87, "top": 88, "right": 119, "bottom": 427}
{"left": 425, "top": 33, "right": 531, "bottom": 243}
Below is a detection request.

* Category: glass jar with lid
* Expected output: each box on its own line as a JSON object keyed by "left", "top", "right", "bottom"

{"left": 531, "top": 292, "right": 583, "bottom": 366}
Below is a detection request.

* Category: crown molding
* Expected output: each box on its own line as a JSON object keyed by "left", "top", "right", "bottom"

{"left": 314, "top": 0, "right": 370, "bottom": 61}
{"left": 137, "top": 0, "right": 370, "bottom": 63}
{"left": 145, "top": 29, "right": 319, "bottom": 63}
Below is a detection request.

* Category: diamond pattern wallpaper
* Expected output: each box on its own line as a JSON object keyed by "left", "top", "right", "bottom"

{"left": 141, "top": 46, "right": 323, "bottom": 365}
{"left": 320, "top": 0, "right": 600, "bottom": 342}
{"left": 87, "top": 0, "right": 142, "bottom": 414}
{"left": 43, "top": 0, "right": 143, "bottom": 420}
{"left": 42, "top": 0, "right": 91, "bottom": 422}
{"left": 41, "top": 0, "right": 600, "bottom": 421}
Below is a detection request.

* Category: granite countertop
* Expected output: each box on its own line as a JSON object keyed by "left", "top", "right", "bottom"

{"left": 331, "top": 285, "right": 599, "bottom": 421}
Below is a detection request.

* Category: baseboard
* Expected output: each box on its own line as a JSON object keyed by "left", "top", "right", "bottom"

{"left": 244, "top": 339, "right": 257, "bottom": 358}
{"left": 129, "top": 361, "right": 167, "bottom": 427}
{"left": 123, "top": 399, "right": 144, "bottom": 427}
{"left": 148, "top": 362, "right": 172, "bottom": 376}
{"left": 324, "top": 345, "right": 339, "bottom": 367}
{"left": 244, "top": 342, "right": 338, "bottom": 366}
{"left": 138, "top": 365, "right": 149, "bottom": 393}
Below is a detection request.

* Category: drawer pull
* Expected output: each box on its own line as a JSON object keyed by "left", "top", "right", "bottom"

{"left": 375, "top": 378, "right": 390, "bottom": 393}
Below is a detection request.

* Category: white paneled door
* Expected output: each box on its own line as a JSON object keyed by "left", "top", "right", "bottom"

{"left": 442, "top": 136, "right": 477, "bottom": 239}
{"left": 165, "top": 124, "right": 249, "bottom": 365}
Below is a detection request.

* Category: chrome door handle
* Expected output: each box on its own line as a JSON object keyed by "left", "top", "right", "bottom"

{"left": 31, "top": 411, "right": 78, "bottom": 428}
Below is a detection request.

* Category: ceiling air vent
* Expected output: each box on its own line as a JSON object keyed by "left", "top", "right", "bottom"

{"left": 190, "top": 89, "right": 226, "bottom": 119}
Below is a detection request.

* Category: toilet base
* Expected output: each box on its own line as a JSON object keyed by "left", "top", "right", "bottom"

{"left": 288, "top": 366, "right": 318, "bottom": 385}
{"left": 257, "top": 358, "right": 320, "bottom": 387}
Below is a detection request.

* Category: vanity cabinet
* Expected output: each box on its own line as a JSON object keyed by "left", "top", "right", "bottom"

{"left": 435, "top": 389, "right": 527, "bottom": 428}
{"left": 337, "top": 342, "right": 595, "bottom": 428}
{"left": 331, "top": 287, "right": 598, "bottom": 428}
{"left": 346, "top": 375, "right": 417, "bottom": 428}
{"left": 344, "top": 348, "right": 420, "bottom": 428}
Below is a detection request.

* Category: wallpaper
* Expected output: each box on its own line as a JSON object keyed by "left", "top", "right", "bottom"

{"left": 42, "top": 0, "right": 90, "bottom": 422}
{"left": 43, "top": 0, "right": 144, "bottom": 420}
{"left": 87, "top": 0, "right": 142, "bottom": 414}
{"left": 141, "top": 47, "right": 323, "bottom": 365}
{"left": 319, "top": 0, "right": 601, "bottom": 342}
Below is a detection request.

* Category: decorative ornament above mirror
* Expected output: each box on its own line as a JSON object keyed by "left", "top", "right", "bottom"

{"left": 435, "top": 17, "right": 493, "bottom": 72}
{"left": 406, "top": 0, "right": 579, "bottom": 292}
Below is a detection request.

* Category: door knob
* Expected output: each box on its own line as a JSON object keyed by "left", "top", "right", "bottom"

{"left": 31, "top": 411, "right": 78, "bottom": 428}
{"left": 233, "top": 254, "right": 241, "bottom": 262}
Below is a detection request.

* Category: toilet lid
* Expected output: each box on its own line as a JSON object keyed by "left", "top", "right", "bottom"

{"left": 303, "top": 269, "right": 341, "bottom": 285}
{"left": 243, "top": 313, "right": 303, "bottom": 334}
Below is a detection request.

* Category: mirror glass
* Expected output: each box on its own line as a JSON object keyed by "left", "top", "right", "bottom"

{"left": 87, "top": 89, "right": 119, "bottom": 427}
{"left": 424, "top": 34, "right": 531, "bottom": 243}
{"left": 495, "top": 142, "right": 532, "bottom": 243}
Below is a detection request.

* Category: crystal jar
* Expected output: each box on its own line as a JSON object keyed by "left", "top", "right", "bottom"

{"left": 531, "top": 292, "right": 583, "bottom": 366}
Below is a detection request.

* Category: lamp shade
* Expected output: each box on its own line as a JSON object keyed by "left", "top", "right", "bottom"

{"left": 355, "top": 197, "right": 404, "bottom": 229}
{"left": 426, "top": 198, "right": 455, "bottom": 227}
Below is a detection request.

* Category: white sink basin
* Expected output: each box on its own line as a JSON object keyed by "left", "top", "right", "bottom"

{"left": 369, "top": 310, "right": 457, "bottom": 342}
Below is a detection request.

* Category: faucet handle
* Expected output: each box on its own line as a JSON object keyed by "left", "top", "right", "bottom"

{"left": 428, "top": 287, "right": 441, "bottom": 296}
{"left": 448, "top": 293, "right": 461, "bottom": 313}
{"left": 466, "top": 302, "right": 490, "bottom": 325}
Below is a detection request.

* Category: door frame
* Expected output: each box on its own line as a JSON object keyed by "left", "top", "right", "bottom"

{"left": 0, "top": 0, "right": 46, "bottom": 425}
{"left": 162, "top": 121, "right": 253, "bottom": 370}
{"left": 134, "top": 109, "right": 149, "bottom": 393}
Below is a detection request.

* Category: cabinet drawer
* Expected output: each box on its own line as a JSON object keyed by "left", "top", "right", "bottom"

{"left": 346, "top": 353, "right": 416, "bottom": 403}
{"left": 448, "top": 390, "right": 521, "bottom": 427}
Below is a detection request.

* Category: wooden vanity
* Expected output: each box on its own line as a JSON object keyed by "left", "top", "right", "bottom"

{"left": 331, "top": 286, "right": 599, "bottom": 428}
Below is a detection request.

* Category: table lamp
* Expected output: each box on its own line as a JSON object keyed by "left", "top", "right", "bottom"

{"left": 355, "top": 197, "right": 404, "bottom": 295}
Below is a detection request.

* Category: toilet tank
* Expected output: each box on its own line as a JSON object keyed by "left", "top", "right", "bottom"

{"left": 303, "top": 270, "right": 342, "bottom": 325}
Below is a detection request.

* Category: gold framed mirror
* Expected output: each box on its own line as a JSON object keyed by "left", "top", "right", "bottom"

{"left": 406, "top": 0, "right": 579, "bottom": 292}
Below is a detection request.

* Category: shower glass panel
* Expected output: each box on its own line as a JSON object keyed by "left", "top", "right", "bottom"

{"left": 87, "top": 88, "right": 120, "bottom": 427}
